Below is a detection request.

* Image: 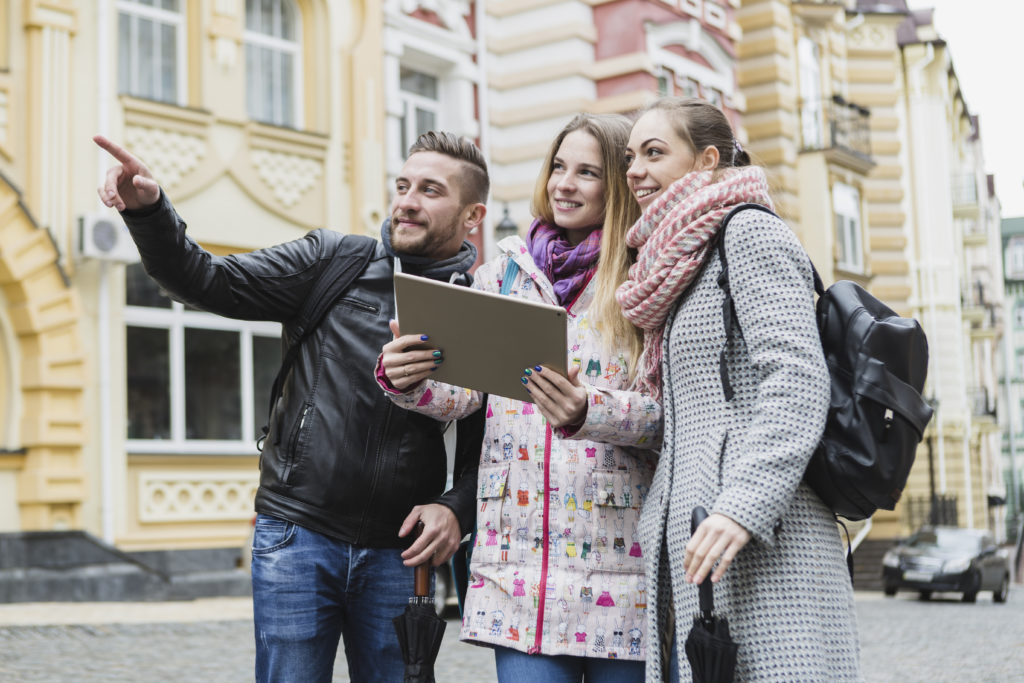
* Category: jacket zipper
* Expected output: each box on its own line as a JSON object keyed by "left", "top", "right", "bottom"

{"left": 530, "top": 423, "right": 554, "bottom": 654}
{"left": 338, "top": 296, "right": 379, "bottom": 314}
{"left": 358, "top": 401, "right": 393, "bottom": 540}
{"left": 283, "top": 403, "right": 312, "bottom": 482}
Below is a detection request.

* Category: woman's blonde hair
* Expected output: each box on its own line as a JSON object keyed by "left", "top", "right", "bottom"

{"left": 530, "top": 113, "right": 643, "bottom": 375}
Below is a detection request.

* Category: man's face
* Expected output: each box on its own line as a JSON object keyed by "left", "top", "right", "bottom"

{"left": 389, "top": 151, "right": 477, "bottom": 260}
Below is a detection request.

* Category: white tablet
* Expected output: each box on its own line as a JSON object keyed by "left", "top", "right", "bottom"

{"left": 394, "top": 272, "right": 568, "bottom": 401}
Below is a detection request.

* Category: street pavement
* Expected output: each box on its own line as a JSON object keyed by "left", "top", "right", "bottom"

{"left": 0, "top": 589, "right": 1022, "bottom": 681}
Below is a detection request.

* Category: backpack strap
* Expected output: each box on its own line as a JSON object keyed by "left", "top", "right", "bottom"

{"left": 258, "top": 233, "right": 377, "bottom": 450}
{"left": 715, "top": 203, "right": 778, "bottom": 401}
{"left": 499, "top": 257, "right": 520, "bottom": 296}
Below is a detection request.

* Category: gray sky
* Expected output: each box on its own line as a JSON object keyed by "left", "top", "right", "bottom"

{"left": 905, "top": 0, "right": 1024, "bottom": 218}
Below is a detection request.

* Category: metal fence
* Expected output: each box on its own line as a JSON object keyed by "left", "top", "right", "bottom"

{"left": 904, "top": 494, "right": 959, "bottom": 531}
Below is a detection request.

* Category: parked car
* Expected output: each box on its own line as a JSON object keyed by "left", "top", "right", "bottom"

{"left": 881, "top": 526, "right": 1011, "bottom": 603}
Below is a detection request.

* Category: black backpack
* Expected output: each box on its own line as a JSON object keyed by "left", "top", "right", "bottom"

{"left": 715, "top": 204, "right": 934, "bottom": 522}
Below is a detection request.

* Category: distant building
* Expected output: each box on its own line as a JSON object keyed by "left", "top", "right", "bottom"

{"left": 483, "top": 0, "right": 741, "bottom": 248}
{"left": 1000, "top": 215, "right": 1024, "bottom": 532}
{"left": 737, "top": 0, "right": 1007, "bottom": 540}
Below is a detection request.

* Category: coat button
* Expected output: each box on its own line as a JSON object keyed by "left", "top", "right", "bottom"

{"left": 773, "top": 519, "right": 783, "bottom": 535}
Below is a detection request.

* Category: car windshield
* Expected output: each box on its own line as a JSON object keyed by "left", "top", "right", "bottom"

{"left": 907, "top": 529, "right": 982, "bottom": 554}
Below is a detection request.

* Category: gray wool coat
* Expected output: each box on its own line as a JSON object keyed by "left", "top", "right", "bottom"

{"left": 639, "top": 209, "right": 862, "bottom": 682}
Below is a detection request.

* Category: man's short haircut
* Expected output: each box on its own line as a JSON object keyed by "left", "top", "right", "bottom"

{"left": 409, "top": 131, "right": 490, "bottom": 206}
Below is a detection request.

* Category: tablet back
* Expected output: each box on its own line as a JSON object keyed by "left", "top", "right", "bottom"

{"left": 394, "top": 272, "right": 567, "bottom": 401}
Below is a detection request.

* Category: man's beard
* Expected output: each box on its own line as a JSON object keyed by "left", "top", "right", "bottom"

{"left": 389, "top": 214, "right": 459, "bottom": 259}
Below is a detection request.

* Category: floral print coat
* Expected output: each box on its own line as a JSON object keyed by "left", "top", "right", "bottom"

{"left": 381, "top": 237, "right": 662, "bottom": 660}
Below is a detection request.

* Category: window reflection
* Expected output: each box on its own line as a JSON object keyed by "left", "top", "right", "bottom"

{"left": 126, "top": 326, "right": 171, "bottom": 439}
{"left": 185, "top": 328, "right": 241, "bottom": 440}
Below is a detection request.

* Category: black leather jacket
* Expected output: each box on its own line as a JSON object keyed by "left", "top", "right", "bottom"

{"left": 122, "top": 193, "right": 482, "bottom": 548}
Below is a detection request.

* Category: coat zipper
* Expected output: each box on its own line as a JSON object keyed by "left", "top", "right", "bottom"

{"left": 530, "top": 423, "right": 554, "bottom": 654}
{"left": 283, "top": 403, "right": 311, "bottom": 482}
{"left": 338, "top": 296, "right": 379, "bottom": 314}
{"left": 357, "top": 401, "right": 393, "bottom": 540}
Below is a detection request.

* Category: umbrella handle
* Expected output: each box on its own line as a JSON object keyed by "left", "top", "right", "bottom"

{"left": 413, "top": 521, "right": 431, "bottom": 598}
{"left": 690, "top": 506, "right": 714, "bottom": 617}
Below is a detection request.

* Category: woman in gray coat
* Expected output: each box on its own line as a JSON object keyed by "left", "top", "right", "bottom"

{"left": 617, "top": 97, "right": 862, "bottom": 681}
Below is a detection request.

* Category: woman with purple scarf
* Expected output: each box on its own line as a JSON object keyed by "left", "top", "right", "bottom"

{"left": 378, "top": 114, "right": 663, "bottom": 682}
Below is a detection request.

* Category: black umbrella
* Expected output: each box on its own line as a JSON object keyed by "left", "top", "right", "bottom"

{"left": 392, "top": 528, "right": 447, "bottom": 683}
{"left": 684, "top": 506, "right": 738, "bottom": 683}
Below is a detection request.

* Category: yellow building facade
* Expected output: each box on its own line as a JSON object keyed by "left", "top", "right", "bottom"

{"left": 737, "top": 0, "right": 1005, "bottom": 540}
{"left": 0, "top": 0, "right": 387, "bottom": 552}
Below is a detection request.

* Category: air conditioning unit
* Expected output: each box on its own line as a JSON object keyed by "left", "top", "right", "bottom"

{"left": 78, "top": 213, "right": 140, "bottom": 263}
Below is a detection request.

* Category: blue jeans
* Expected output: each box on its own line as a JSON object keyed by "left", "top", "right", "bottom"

{"left": 251, "top": 514, "right": 425, "bottom": 683}
{"left": 493, "top": 645, "right": 645, "bottom": 683}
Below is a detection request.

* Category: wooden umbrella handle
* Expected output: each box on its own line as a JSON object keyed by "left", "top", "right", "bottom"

{"left": 413, "top": 520, "right": 430, "bottom": 598}
{"left": 415, "top": 563, "right": 431, "bottom": 598}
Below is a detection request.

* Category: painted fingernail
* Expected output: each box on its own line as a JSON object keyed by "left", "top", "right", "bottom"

{"left": 432, "top": 351, "right": 442, "bottom": 358}
{"left": 434, "top": 358, "right": 443, "bottom": 364}
{"left": 524, "top": 368, "right": 532, "bottom": 376}
{"left": 525, "top": 388, "right": 531, "bottom": 394}
{"left": 420, "top": 335, "right": 429, "bottom": 341}
{"left": 521, "top": 377, "right": 529, "bottom": 385}
{"left": 534, "top": 366, "right": 542, "bottom": 372}
{"left": 431, "top": 366, "right": 438, "bottom": 372}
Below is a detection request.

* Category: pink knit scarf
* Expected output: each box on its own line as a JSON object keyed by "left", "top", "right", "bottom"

{"left": 616, "top": 166, "right": 774, "bottom": 400}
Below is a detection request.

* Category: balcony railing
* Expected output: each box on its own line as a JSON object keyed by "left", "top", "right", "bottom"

{"left": 799, "top": 95, "right": 871, "bottom": 160}
{"left": 969, "top": 386, "right": 998, "bottom": 418}
{"left": 905, "top": 494, "right": 959, "bottom": 530}
{"left": 951, "top": 173, "right": 979, "bottom": 207}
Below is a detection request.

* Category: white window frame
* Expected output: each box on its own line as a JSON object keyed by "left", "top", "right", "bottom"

{"left": 124, "top": 300, "right": 282, "bottom": 455}
{"left": 398, "top": 67, "right": 442, "bottom": 157}
{"left": 833, "top": 182, "right": 864, "bottom": 273}
{"left": 798, "top": 36, "right": 824, "bottom": 150}
{"left": 117, "top": 0, "right": 186, "bottom": 106}
{"left": 1008, "top": 238, "right": 1024, "bottom": 278}
{"left": 1014, "top": 302, "right": 1024, "bottom": 329}
{"left": 244, "top": 0, "right": 303, "bottom": 128}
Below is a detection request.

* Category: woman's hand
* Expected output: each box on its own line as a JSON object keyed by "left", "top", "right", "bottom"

{"left": 685, "top": 512, "right": 751, "bottom": 584}
{"left": 380, "top": 320, "right": 443, "bottom": 392}
{"left": 522, "top": 364, "right": 588, "bottom": 429}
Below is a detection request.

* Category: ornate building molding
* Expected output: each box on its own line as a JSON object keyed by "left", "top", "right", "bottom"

{"left": 0, "top": 173, "right": 86, "bottom": 531}
{"left": 138, "top": 471, "right": 259, "bottom": 522}
{"left": 250, "top": 148, "right": 324, "bottom": 208}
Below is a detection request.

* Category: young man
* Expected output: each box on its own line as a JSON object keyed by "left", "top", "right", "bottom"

{"left": 95, "top": 131, "right": 489, "bottom": 682}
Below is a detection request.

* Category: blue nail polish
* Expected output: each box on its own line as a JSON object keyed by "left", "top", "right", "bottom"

{"left": 434, "top": 358, "right": 443, "bottom": 364}
{"left": 521, "top": 377, "right": 529, "bottom": 385}
{"left": 420, "top": 335, "right": 429, "bottom": 341}
{"left": 432, "top": 351, "right": 442, "bottom": 358}
{"left": 534, "top": 366, "right": 542, "bottom": 372}
{"left": 524, "top": 368, "right": 532, "bottom": 376}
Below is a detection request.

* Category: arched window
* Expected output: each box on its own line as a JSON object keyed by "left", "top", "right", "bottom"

{"left": 117, "top": 0, "right": 185, "bottom": 104}
{"left": 245, "top": 0, "right": 302, "bottom": 128}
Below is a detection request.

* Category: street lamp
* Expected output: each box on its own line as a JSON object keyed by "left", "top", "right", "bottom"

{"left": 494, "top": 204, "right": 518, "bottom": 242}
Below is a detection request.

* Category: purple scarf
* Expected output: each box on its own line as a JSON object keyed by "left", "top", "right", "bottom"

{"left": 527, "top": 219, "right": 602, "bottom": 307}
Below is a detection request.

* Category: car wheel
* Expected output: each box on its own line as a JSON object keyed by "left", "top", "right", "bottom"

{"left": 962, "top": 571, "right": 980, "bottom": 603}
{"left": 918, "top": 590, "right": 932, "bottom": 601}
{"left": 883, "top": 585, "right": 897, "bottom": 597}
{"left": 993, "top": 574, "right": 1010, "bottom": 604}
{"left": 433, "top": 566, "right": 450, "bottom": 618}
